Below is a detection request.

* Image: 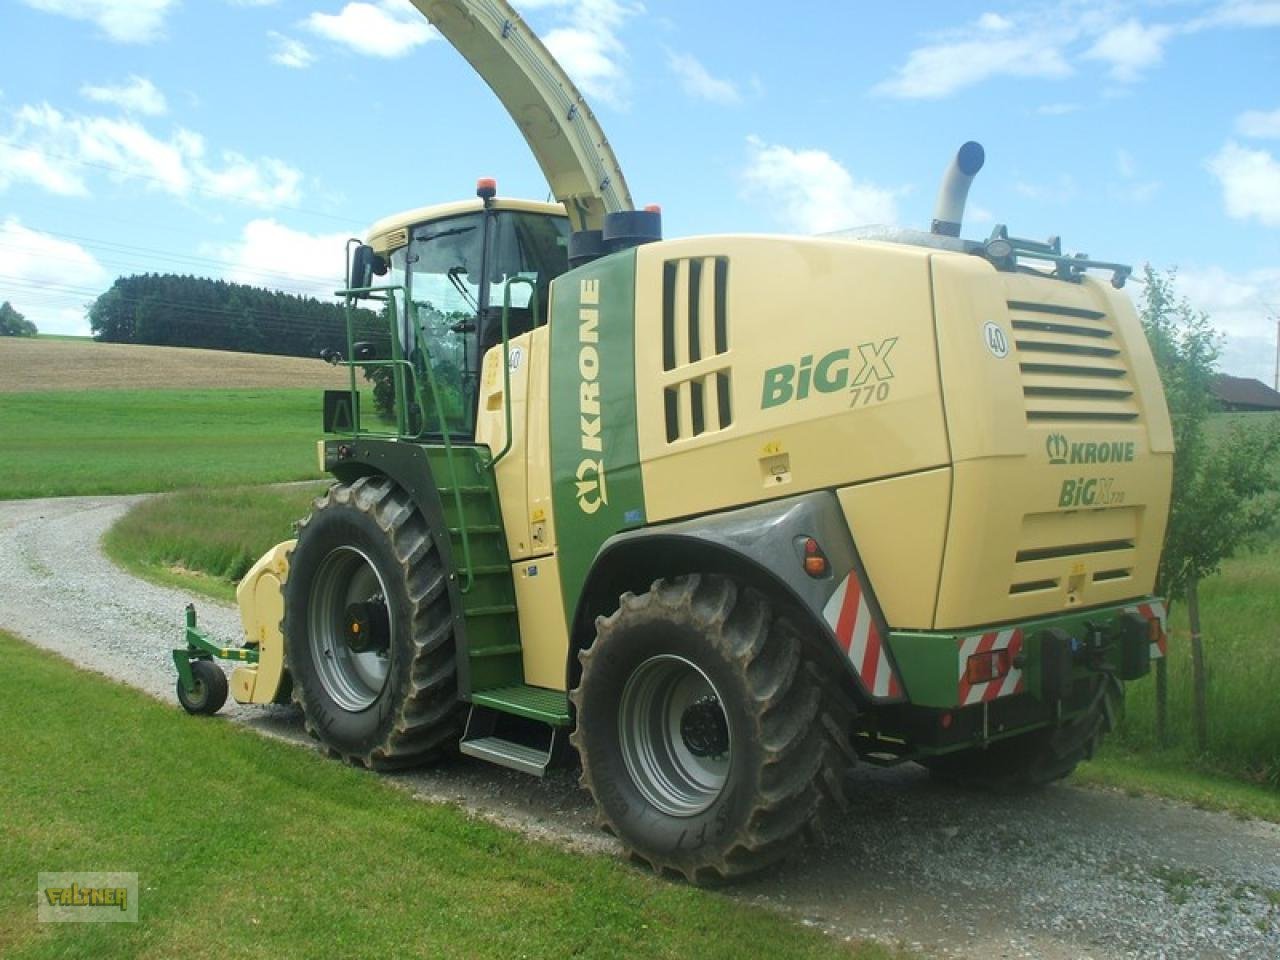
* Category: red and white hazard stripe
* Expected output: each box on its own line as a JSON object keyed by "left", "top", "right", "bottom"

{"left": 955, "top": 629, "right": 1025, "bottom": 706}
{"left": 1124, "top": 600, "right": 1168, "bottom": 659}
{"left": 822, "top": 572, "right": 902, "bottom": 699}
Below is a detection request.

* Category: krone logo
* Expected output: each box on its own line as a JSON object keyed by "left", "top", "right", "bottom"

{"left": 576, "top": 278, "right": 609, "bottom": 514}
{"left": 1046, "top": 433, "right": 1069, "bottom": 464}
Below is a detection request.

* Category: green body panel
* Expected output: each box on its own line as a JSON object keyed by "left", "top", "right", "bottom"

{"left": 887, "top": 601, "right": 1142, "bottom": 708}
{"left": 548, "top": 251, "right": 648, "bottom": 625}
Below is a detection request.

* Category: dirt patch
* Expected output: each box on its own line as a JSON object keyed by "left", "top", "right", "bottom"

{"left": 0, "top": 338, "right": 352, "bottom": 392}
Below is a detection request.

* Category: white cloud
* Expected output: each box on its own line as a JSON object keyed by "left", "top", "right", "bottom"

{"left": 872, "top": 11, "right": 1073, "bottom": 99}
{"left": 1174, "top": 264, "right": 1280, "bottom": 382}
{"left": 666, "top": 51, "right": 740, "bottom": 105}
{"left": 1190, "top": 0, "right": 1280, "bottom": 29}
{"left": 210, "top": 219, "right": 352, "bottom": 300}
{"left": 740, "top": 136, "right": 900, "bottom": 234}
{"left": 305, "top": 1, "right": 435, "bottom": 59}
{"left": 269, "top": 31, "right": 315, "bottom": 69}
{"left": 521, "top": 0, "right": 642, "bottom": 109}
{"left": 19, "top": 0, "right": 177, "bottom": 44}
{"left": 1237, "top": 107, "right": 1280, "bottom": 139}
{"left": 0, "top": 102, "right": 304, "bottom": 209}
{"left": 1207, "top": 141, "right": 1280, "bottom": 227}
{"left": 80, "top": 75, "right": 167, "bottom": 116}
{"left": 0, "top": 217, "right": 109, "bottom": 335}
{"left": 1084, "top": 19, "right": 1173, "bottom": 82}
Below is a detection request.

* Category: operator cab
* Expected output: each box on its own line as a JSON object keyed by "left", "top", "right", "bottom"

{"left": 359, "top": 186, "right": 571, "bottom": 438}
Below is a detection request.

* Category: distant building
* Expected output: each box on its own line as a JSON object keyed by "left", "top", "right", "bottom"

{"left": 1212, "top": 374, "right": 1280, "bottom": 412}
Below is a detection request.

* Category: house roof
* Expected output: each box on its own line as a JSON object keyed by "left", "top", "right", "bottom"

{"left": 1212, "top": 374, "right": 1280, "bottom": 410}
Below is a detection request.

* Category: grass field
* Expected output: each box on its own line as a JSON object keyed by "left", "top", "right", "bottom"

{"left": 0, "top": 337, "right": 351, "bottom": 392}
{"left": 0, "top": 389, "right": 330, "bottom": 499}
{"left": 0, "top": 630, "right": 894, "bottom": 960}
{"left": 1103, "top": 536, "right": 1280, "bottom": 786}
{"left": 103, "top": 485, "right": 325, "bottom": 602}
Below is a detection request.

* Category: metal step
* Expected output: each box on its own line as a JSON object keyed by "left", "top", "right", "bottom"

{"left": 459, "top": 704, "right": 560, "bottom": 777}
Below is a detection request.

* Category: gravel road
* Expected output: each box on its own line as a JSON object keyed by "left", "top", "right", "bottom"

{"left": 3, "top": 494, "right": 1278, "bottom": 960}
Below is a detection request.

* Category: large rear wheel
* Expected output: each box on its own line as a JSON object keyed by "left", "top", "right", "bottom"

{"left": 571, "top": 575, "right": 855, "bottom": 885}
{"left": 283, "top": 477, "right": 462, "bottom": 770}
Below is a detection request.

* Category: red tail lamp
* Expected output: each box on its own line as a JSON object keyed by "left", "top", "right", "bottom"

{"left": 801, "top": 537, "right": 828, "bottom": 578}
{"left": 965, "top": 649, "right": 1011, "bottom": 685}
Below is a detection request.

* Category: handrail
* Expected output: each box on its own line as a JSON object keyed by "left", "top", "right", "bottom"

{"left": 335, "top": 282, "right": 476, "bottom": 593}
{"left": 489, "top": 276, "right": 539, "bottom": 468}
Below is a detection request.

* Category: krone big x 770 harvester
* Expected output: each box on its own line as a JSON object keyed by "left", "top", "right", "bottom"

{"left": 174, "top": 0, "right": 1174, "bottom": 883}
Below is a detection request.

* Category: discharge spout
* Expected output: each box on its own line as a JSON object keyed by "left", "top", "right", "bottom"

{"left": 931, "top": 141, "right": 985, "bottom": 238}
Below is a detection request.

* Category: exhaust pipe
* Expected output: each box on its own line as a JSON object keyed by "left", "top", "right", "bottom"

{"left": 931, "top": 141, "right": 985, "bottom": 238}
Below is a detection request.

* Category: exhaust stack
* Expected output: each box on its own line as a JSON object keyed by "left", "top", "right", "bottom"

{"left": 931, "top": 141, "right": 985, "bottom": 238}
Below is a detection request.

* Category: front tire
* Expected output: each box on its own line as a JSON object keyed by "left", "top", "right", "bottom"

{"left": 571, "top": 575, "right": 854, "bottom": 885}
{"left": 283, "top": 477, "right": 462, "bottom": 770}
{"left": 177, "top": 659, "right": 228, "bottom": 716}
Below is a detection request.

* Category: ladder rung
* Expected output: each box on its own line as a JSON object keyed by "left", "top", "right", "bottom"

{"left": 469, "top": 643, "right": 523, "bottom": 658}
{"left": 464, "top": 604, "right": 517, "bottom": 616}
{"left": 448, "top": 525, "right": 502, "bottom": 535}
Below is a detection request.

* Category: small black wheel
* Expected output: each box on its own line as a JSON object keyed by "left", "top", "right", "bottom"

{"left": 571, "top": 575, "right": 855, "bottom": 885}
{"left": 283, "top": 476, "right": 463, "bottom": 770}
{"left": 177, "top": 659, "right": 229, "bottom": 716}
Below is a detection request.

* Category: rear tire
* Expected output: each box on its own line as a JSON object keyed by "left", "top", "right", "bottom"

{"left": 177, "top": 659, "right": 228, "bottom": 716}
{"left": 571, "top": 575, "right": 855, "bottom": 885}
{"left": 283, "top": 477, "right": 463, "bottom": 770}
{"left": 922, "top": 678, "right": 1119, "bottom": 791}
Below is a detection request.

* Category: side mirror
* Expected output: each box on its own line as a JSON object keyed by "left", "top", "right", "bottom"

{"left": 348, "top": 244, "right": 388, "bottom": 293}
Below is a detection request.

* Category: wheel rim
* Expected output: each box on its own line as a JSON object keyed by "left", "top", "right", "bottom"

{"left": 307, "top": 545, "right": 392, "bottom": 711}
{"left": 618, "top": 655, "right": 731, "bottom": 817}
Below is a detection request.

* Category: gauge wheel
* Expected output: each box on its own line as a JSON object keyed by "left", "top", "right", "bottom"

{"left": 572, "top": 575, "right": 856, "bottom": 885}
{"left": 176, "top": 659, "right": 228, "bottom": 716}
{"left": 283, "top": 476, "right": 462, "bottom": 770}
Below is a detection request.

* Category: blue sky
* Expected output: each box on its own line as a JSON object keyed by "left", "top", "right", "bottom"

{"left": 2, "top": 0, "right": 1278, "bottom": 382}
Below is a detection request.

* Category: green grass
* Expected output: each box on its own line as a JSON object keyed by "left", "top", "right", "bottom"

{"left": 1106, "top": 537, "right": 1280, "bottom": 788}
{"left": 1073, "top": 748, "right": 1280, "bottom": 823}
{"left": 0, "top": 630, "right": 900, "bottom": 960}
{"left": 0, "top": 389, "right": 327, "bottom": 499}
{"left": 33, "top": 333, "right": 92, "bottom": 342}
{"left": 102, "top": 485, "right": 326, "bottom": 603}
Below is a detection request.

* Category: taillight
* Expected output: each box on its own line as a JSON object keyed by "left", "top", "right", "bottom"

{"left": 801, "top": 537, "right": 829, "bottom": 578}
{"left": 966, "top": 649, "right": 1011, "bottom": 685}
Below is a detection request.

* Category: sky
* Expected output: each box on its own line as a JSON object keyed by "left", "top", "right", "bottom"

{"left": 1, "top": 0, "right": 1278, "bottom": 383}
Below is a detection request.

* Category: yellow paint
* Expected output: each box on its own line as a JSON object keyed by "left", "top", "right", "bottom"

{"left": 233, "top": 540, "right": 294, "bottom": 704}
{"left": 837, "top": 468, "right": 951, "bottom": 629}
{"left": 475, "top": 331, "right": 535, "bottom": 559}
{"left": 512, "top": 555, "right": 570, "bottom": 690}
{"left": 633, "top": 236, "right": 951, "bottom": 523}
{"left": 367, "top": 197, "right": 566, "bottom": 254}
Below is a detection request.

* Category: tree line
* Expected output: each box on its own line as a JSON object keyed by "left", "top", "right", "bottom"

{"left": 87, "top": 273, "right": 379, "bottom": 359}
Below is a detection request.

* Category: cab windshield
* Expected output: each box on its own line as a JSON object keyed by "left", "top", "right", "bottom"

{"left": 391, "top": 209, "right": 569, "bottom": 439}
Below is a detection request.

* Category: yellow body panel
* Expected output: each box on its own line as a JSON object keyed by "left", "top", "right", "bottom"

{"left": 512, "top": 555, "right": 570, "bottom": 690}
{"left": 837, "top": 468, "right": 952, "bottom": 630}
{"left": 476, "top": 330, "right": 535, "bottom": 559}
{"left": 367, "top": 197, "right": 566, "bottom": 254}
{"left": 632, "top": 236, "right": 950, "bottom": 524}
{"left": 232, "top": 539, "right": 294, "bottom": 705}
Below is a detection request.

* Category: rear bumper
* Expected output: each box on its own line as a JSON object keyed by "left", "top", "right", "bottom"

{"left": 885, "top": 598, "right": 1166, "bottom": 710}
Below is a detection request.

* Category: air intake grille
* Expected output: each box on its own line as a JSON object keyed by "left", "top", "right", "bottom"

{"left": 662, "top": 257, "right": 732, "bottom": 442}
{"left": 1009, "top": 299, "right": 1140, "bottom": 423}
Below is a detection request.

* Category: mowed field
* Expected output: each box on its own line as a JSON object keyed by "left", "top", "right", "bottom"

{"left": 0, "top": 339, "right": 357, "bottom": 499}
{"left": 0, "top": 336, "right": 352, "bottom": 392}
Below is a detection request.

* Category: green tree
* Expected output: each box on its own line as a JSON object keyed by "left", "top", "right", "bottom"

{"left": 0, "top": 300, "right": 37, "bottom": 337}
{"left": 1139, "top": 265, "right": 1280, "bottom": 750}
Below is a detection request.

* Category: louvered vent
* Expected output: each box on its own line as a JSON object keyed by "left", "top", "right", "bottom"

{"left": 384, "top": 227, "right": 408, "bottom": 249}
{"left": 661, "top": 256, "right": 732, "bottom": 443}
{"left": 1008, "top": 507, "right": 1138, "bottom": 596}
{"left": 1009, "top": 299, "right": 1140, "bottom": 423}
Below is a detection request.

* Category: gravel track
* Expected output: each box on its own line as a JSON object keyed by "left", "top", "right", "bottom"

{"left": 2, "top": 494, "right": 1278, "bottom": 959}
